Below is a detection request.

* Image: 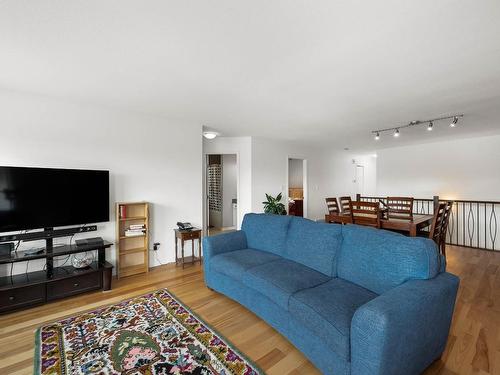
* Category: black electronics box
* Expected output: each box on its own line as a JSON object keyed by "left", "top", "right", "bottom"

{"left": 75, "top": 237, "right": 104, "bottom": 247}
{"left": 0, "top": 242, "right": 15, "bottom": 258}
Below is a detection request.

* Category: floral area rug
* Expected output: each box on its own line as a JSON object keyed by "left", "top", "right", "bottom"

{"left": 34, "top": 288, "right": 263, "bottom": 375}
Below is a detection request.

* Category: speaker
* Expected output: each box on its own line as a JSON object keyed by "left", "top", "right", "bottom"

{"left": 0, "top": 225, "right": 97, "bottom": 243}
{"left": 0, "top": 242, "right": 15, "bottom": 258}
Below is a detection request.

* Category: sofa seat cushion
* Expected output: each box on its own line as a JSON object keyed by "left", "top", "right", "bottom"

{"left": 211, "top": 249, "right": 280, "bottom": 282}
{"left": 242, "top": 259, "right": 331, "bottom": 310}
{"left": 289, "top": 278, "right": 378, "bottom": 360}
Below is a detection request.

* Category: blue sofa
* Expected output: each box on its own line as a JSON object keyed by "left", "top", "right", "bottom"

{"left": 203, "top": 213, "right": 459, "bottom": 375}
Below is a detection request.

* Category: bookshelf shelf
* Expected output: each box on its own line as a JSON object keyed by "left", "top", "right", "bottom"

{"left": 119, "top": 235, "right": 146, "bottom": 240}
{"left": 116, "top": 202, "right": 149, "bottom": 278}
{"left": 119, "top": 216, "right": 147, "bottom": 221}
{"left": 119, "top": 246, "right": 147, "bottom": 256}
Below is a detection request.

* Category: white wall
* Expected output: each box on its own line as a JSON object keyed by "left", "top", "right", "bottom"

{"left": 203, "top": 137, "right": 252, "bottom": 229}
{"left": 321, "top": 151, "right": 377, "bottom": 199}
{"left": 222, "top": 154, "right": 237, "bottom": 227}
{"left": 376, "top": 134, "right": 500, "bottom": 200}
{"left": 0, "top": 89, "right": 203, "bottom": 276}
{"left": 354, "top": 154, "right": 377, "bottom": 196}
{"left": 288, "top": 158, "right": 303, "bottom": 188}
{"left": 251, "top": 137, "right": 333, "bottom": 221}
{"left": 204, "top": 137, "right": 332, "bottom": 222}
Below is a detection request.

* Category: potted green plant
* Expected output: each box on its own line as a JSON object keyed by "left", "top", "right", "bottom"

{"left": 262, "top": 193, "right": 287, "bottom": 215}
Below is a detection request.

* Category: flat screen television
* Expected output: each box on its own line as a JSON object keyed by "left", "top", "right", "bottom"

{"left": 0, "top": 166, "right": 109, "bottom": 232}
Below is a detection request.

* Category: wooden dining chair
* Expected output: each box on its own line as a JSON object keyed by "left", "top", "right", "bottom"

{"left": 428, "top": 203, "right": 446, "bottom": 244}
{"left": 325, "top": 198, "right": 351, "bottom": 224}
{"left": 428, "top": 201, "right": 453, "bottom": 257}
{"left": 339, "top": 196, "right": 352, "bottom": 214}
{"left": 325, "top": 197, "right": 340, "bottom": 215}
{"left": 439, "top": 201, "right": 453, "bottom": 257}
{"left": 386, "top": 197, "right": 414, "bottom": 220}
{"left": 349, "top": 200, "right": 381, "bottom": 228}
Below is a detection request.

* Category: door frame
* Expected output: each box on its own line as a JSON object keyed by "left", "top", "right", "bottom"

{"left": 203, "top": 153, "right": 240, "bottom": 235}
{"left": 354, "top": 164, "right": 365, "bottom": 197}
{"left": 286, "top": 156, "right": 308, "bottom": 218}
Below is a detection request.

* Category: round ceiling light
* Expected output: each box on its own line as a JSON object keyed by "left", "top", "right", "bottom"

{"left": 203, "top": 131, "right": 218, "bottom": 139}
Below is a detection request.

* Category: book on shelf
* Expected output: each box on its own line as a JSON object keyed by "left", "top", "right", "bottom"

{"left": 124, "top": 230, "right": 146, "bottom": 237}
{"left": 119, "top": 205, "right": 127, "bottom": 218}
{"left": 129, "top": 224, "right": 146, "bottom": 230}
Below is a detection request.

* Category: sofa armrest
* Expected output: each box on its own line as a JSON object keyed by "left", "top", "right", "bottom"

{"left": 351, "top": 272, "right": 459, "bottom": 375}
{"left": 203, "top": 230, "right": 248, "bottom": 260}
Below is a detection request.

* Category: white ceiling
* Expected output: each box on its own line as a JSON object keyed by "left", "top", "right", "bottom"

{"left": 1, "top": 0, "right": 500, "bottom": 150}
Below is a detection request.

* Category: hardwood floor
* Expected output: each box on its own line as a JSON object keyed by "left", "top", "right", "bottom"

{"left": 0, "top": 244, "right": 498, "bottom": 374}
{"left": 207, "top": 226, "right": 237, "bottom": 236}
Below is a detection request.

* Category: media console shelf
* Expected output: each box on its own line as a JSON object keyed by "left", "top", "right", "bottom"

{"left": 0, "top": 241, "right": 113, "bottom": 314}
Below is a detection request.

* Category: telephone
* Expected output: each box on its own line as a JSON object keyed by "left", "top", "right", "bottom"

{"left": 176, "top": 222, "right": 194, "bottom": 231}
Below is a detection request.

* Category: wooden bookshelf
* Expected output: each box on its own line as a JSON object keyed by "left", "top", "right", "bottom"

{"left": 116, "top": 202, "right": 149, "bottom": 278}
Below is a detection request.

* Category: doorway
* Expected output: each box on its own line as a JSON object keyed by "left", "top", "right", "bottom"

{"left": 287, "top": 158, "right": 307, "bottom": 218}
{"left": 206, "top": 154, "right": 238, "bottom": 236}
{"left": 355, "top": 165, "right": 365, "bottom": 196}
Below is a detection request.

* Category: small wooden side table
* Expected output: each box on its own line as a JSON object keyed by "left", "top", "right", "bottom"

{"left": 174, "top": 228, "right": 202, "bottom": 268}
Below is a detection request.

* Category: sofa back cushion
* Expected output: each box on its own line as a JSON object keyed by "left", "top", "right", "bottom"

{"left": 284, "top": 217, "right": 342, "bottom": 276}
{"left": 241, "top": 213, "right": 292, "bottom": 256}
{"left": 338, "top": 225, "right": 440, "bottom": 294}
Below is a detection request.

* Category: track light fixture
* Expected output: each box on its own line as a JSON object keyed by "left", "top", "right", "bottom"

{"left": 371, "top": 114, "right": 463, "bottom": 141}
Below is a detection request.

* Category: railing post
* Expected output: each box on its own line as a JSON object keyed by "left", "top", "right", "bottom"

{"left": 433, "top": 195, "right": 439, "bottom": 213}
{"left": 356, "top": 193, "right": 361, "bottom": 201}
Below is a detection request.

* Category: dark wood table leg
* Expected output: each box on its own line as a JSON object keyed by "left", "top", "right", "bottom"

{"left": 410, "top": 224, "right": 417, "bottom": 237}
{"left": 181, "top": 239, "right": 185, "bottom": 269}
{"left": 175, "top": 237, "right": 178, "bottom": 265}
{"left": 191, "top": 237, "right": 194, "bottom": 263}
{"left": 198, "top": 237, "right": 202, "bottom": 264}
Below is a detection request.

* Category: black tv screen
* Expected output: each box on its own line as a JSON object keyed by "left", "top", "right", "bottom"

{"left": 0, "top": 166, "right": 109, "bottom": 232}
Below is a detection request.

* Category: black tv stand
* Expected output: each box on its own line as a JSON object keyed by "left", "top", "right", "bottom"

{"left": 45, "top": 227, "right": 55, "bottom": 278}
{"left": 0, "top": 240, "right": 113, "bottom": 314}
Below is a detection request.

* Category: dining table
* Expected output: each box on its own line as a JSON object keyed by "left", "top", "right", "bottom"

{"left": 325, "top": 213, "right": 434, "bottom": 237}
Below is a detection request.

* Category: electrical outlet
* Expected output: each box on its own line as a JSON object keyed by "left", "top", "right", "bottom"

{"left": 153, "top": 242, "right": 160, "bottom": 251}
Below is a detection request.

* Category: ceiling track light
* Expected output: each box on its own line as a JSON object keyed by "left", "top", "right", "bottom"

{"left": 371, "top": 114, "right": 463, "bottom": 141}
